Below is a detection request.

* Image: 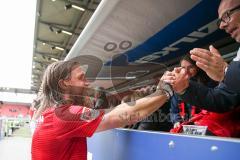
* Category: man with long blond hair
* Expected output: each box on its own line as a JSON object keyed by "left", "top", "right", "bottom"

{"left": 31, "top": 59, "right": 173, "bottom": 160}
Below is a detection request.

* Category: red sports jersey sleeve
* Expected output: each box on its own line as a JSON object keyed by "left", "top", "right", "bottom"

{"left": 53, "top": 105, "right": 104, "bottom": 139}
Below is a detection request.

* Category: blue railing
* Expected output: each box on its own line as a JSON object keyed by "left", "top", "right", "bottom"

{"left": 87, "top": 129, "right": 240, "bottom": 160}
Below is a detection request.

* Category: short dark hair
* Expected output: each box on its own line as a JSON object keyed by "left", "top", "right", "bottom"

{"left": 180, "top": 53, "right": 212, "bottom": 85}
{"left": 180, "top": 53, "right": 196, "bottom": 67}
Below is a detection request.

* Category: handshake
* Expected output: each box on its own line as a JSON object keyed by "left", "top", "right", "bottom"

{"left": 155, "top": 45, "right": 228, "bottom": 98}
{"left": 157, "top": 67, "right": 190, "bottom": 97}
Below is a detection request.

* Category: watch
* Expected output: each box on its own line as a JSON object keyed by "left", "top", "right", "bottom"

{"left": 156, "top": 81, "right": 173, "bottom": 99}
{"left": 224, "top": 65, "right": 228, "bottom": 75}
{"left": 221, "top": 65, "right": 228, "bottom": 82}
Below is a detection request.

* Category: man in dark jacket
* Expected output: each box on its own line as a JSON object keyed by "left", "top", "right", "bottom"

{"left": 162, "top": 0, "right": 240, "bottom": 113}
{"left": 177, "top": 61, "right": 240, "bottom": 112}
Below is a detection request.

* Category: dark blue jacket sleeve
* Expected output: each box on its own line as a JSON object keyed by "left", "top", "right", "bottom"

{"left": 223, "top": 61, "right": 240, "bottom": 93}
{"left": 180, "top": 81, "right": 239, "bottom": 113}
{"left": 170, "top": 94, "right": 183, "bottom": 123}
{"left": 180, "top": 61, "right": 240, "bottom": 113}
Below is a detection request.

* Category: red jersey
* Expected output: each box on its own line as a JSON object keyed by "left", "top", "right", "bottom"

{"left": 32, "top": 105, "right": 104, "bottom": 160}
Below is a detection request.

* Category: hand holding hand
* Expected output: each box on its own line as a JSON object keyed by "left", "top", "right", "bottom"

{"left": 161, "top": 68, "right": 189, "bottom": 94}
{"left": 171, "top": 68, "right": 189, "bottom": 94}
{"left": 160, "top": 70, "right": 176, "bottom": 85}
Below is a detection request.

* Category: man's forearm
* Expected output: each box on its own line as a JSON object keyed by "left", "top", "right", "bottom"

{"left": 96, "top": 90, "right": 169, "bottom": 132}
{"left": 112, "top": 90, "right": 168, "bottom": 126}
